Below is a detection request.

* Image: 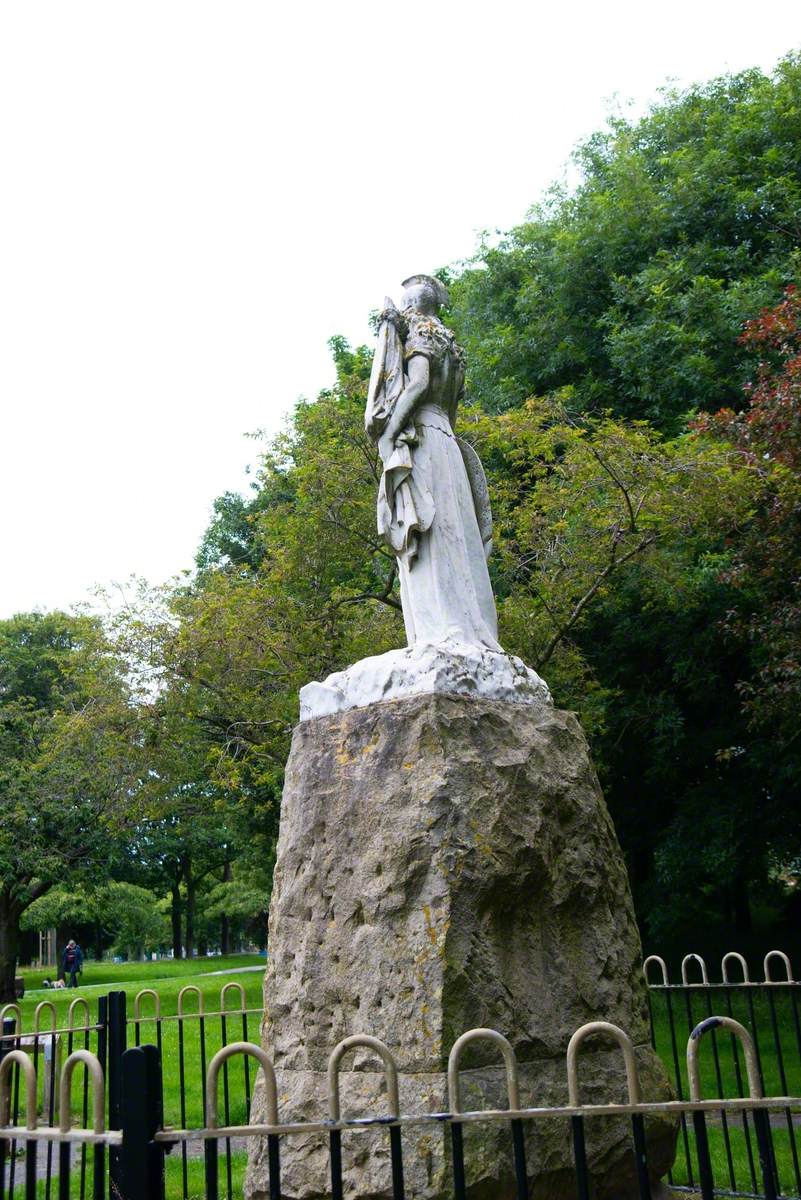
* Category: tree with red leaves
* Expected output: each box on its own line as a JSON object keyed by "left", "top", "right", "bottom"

{"left": 698, "top": 286, "right": 801, "bottom": 738}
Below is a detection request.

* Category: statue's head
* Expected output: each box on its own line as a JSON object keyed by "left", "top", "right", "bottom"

{"left": 401, "top": 274, "right": 450, "bottom": 316}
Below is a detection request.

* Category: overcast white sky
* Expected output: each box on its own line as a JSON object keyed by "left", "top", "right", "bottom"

{"left": 1, "top": 2, "right": 798, "bottom": 617}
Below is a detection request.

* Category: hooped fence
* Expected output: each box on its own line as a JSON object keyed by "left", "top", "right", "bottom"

{"left": 0, "top": 949, "right": 798, "bottom": 1199}
{"left": 645, "top": 950, "right": 801, "bottom": 1198}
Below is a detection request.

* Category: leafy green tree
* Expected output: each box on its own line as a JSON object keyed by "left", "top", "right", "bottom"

{"left": 0, "top": 612, "right": 138, "bottom": 1001}
{"left": 22, "top": 881, "right": 168, "bottom": 961}
{"left": 450, "top": 56, "right": 801, "bottom": 432}
{"left": 110, "top": 57, "right": 801, "bottom": 952}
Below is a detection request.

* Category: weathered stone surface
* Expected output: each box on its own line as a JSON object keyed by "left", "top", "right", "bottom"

{"left": 247, "top": 694, "right": 675, "bottom": 1198}
{"left": 299, "top": 637, "right": 550, "bottom": 722}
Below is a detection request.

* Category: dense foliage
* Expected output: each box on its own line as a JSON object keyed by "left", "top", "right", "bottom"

{"left": 449, "top": 56, "right": 801, "bottom": 433}
{"left": 0, "top": 612, "right": 139, "bottom": 999}
{"left": 7, "top": 56, "right": 801, "bottom": 981}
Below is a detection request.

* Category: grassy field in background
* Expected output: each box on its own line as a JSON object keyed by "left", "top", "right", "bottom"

{"left": 23, "top": 1147, "right": 248, "bottom": 1200}
{"left": 6, "top": 956, "right": 265, "bottom": 1133}
{"left": 649, "top": 986, "right": 801, "bottom": 1194}
{"left": 649, "top": 987, "right": 801, "bottom": 1099}
{"left": 18, "top": 954, "right": 264, "bottom": 993}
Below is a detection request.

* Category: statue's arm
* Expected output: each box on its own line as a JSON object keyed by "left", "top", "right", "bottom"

{"left": 383, "top": 354, "right": 430, "bottom": 444}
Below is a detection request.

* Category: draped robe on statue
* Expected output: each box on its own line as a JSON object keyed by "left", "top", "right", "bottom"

{"left": 366, "top": 306, "right": 500, "bottom": 651}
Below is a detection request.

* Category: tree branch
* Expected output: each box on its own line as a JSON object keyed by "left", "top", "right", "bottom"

{"left": 331, "top": 562, "right": 402, "bottom": 612}
{"left": 537, "top": 533, "right": 657, "bottom": 668}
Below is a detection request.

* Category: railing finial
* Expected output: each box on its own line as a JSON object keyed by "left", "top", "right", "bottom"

{"left": 687, "top": 1016, "right": 762, "bottom": 1100}
{"left": 206, "top": 1042, "right": 278, "bottom": 1127}
{"left": 763, "top": 950, "right": 793, "bottom": 984}
{"left": 721, "top": 952, "right": 750, "bottom": 984}
{"left": 447, "top": 1028, "right": 520, "bottom": 1114}
{"left": 680, "top": 954, "right": 709, "bottom": 986}
{"left": 327, "top": 1035, "right": 400, "bottom": 1123}
{"left": 643, "top": 955, "right": 669, "bottom": 986}
{"left": 566, "top": 1021, "right": 642, "bottom": 1107}
{"left": 59, "top": 1050, "right": 105, "bottom": 1133}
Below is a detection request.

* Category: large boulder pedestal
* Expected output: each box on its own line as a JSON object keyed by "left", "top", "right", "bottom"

{"left": 247, "top": 693, "right": 675, "bottom": 1199}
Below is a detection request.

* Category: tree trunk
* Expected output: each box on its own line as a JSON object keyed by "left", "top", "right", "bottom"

{"left": 0, "top": 892, "right": 22, "bottom": 1006}
{"left": 733, "top": 878, "right": 752, "bottom": 932}
{"left": 183, "top": 855, "right": 195, "bottom": 958}
{"left": 171, "top": 884, "right": 183, "bottom": 959}
{"left": 220, "top": 860, "right": 232, "bottom": 956}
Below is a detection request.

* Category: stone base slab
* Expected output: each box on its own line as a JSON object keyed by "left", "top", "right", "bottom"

{"left": 299, "top": 640, "right": 550, "bottom": 722}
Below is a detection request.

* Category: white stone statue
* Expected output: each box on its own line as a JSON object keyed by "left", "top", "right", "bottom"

{"left": 365, "top": 276, "right": 500, "bottom": 650}
{"left": 298, "top": 275, "right": 549, "bottom": 721}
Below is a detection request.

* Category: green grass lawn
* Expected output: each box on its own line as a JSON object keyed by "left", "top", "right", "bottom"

{"left": 18, "top": 1146, "right": 248, "bottom": 1200}
{"left": 18, "top": 953, "right": 263, "bottom": 993}
{"left": 648, "top": 986, "right": 801, "bottom": 1100}
{"left": 5, "top": 955, "right": 265, "bottom": 1133}
{"left": 648, "top": 985, "right": 801, "bottom": 1194}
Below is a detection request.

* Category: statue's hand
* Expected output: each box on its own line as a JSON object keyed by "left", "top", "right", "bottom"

{"left": 377, "top": 427, "right": 396, "bottom": 463}
{"left": 365, "top": 411, "right": 380, "bottom": 441}
{"left": 378, "top": 302, "right": 406, "bottom": 333}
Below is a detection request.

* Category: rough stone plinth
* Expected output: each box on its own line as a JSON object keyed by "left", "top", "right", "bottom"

{"left": 247, "top": 694, "right": 675, "bottom": 1199}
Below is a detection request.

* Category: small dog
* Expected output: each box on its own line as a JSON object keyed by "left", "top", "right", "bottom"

{"left": 42, "top": 978, "right": 66, "bottom": 990}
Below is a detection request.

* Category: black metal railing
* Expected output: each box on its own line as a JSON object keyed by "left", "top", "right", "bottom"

{"left": 3, "top": 1012, "right": 799, "bottom": 1200}
{"left": 645, "top": 950, "right": 801, "bottom": 1199}
{"left": 0, "top": 982, "right": 260, "bottom": 1200}
{"left": 0, "top": 948, "right": 799, "bottom": 1199}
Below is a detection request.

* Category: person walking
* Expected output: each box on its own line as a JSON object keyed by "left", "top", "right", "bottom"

{"left": 61, "top": 939, "right": 83, "bottom": 988}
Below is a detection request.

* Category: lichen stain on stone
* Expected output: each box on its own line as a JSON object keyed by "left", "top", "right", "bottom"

{"left": 422, "top": 903, "right": 438, "bottom": 945}
{"left": 468, "top": 816, "right": 495, "bottom": 860}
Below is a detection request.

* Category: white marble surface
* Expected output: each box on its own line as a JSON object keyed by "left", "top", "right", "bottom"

{"left": 368, "top": 277, "right": 501, "bottom": 651}
{"left": 299, "top": 638, "right": 551, "bottom": 722}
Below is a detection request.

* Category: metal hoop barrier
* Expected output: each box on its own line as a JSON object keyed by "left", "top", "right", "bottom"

{"left": 689, "top": 1015, "right": 772, "bottom": 1198}
{"left": 177, "top": 984, "right": 204, "bottom": 1017}
{"left": 567, "top": 1021, "right": 642, "bottom": 1106}
{"left": 0, "top": 1050, "right": 37, "bottom": 1130}
{"left": 721, "top": 952, "right": 750, "bottom": 984}
{"left": 763, "top": 950, "right": 793, "bottom": 984}
{"left": 33, "top": 1001, "right": 58, "bottom": 1035}
{"left": 447, "top": 1029, "right": 527, "bottom": 1200}
{"left": 205, "top": 1043, "right": 279, "bottom": 1200}
{"left": 67, "top": 997, "right": 91, "bottom": 1035}
{"left": 0, "top": 1048, "right": 39, "bottom": 1196}
{"left": 447, "top": 1028, "right": 520, "bottom": 1113}
{"left": 681, "top": 954, "right": 709, "bottom": 986}
{"left": 566, "top": 1021, "right": 646, "bottom": 1200}
{"left": 327, "top": 1035, "right": 404, "bottom": 1200}
{"left": 220, "top": 982, "right": 246, "bottom": 1013}
{"left": 327, "top": 1034, "right": 400, "bottom": 1121}
{"left": 58, "top": 1050, "right": 105, "bottom": 1133}
{"left": 133, "top": 988, "right": 161, "bottom": 1021}
{"left": 687, "top": 1016, "right": 775, "bottom": 1200}
{"left": 55, "top": 1047, "right": 107, "bottom": 1200}
{"left": 687, "top": 1016, "right": 761, "bottom": 1100}
{"left": 0, "top": 1004, "right": 21, "bottom": 1033}
{"left": 206, "top": 1042, "right": 277, "bottom": 1126}
{"left": 643, "top": 955, "right": 669, "bottom": 986}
